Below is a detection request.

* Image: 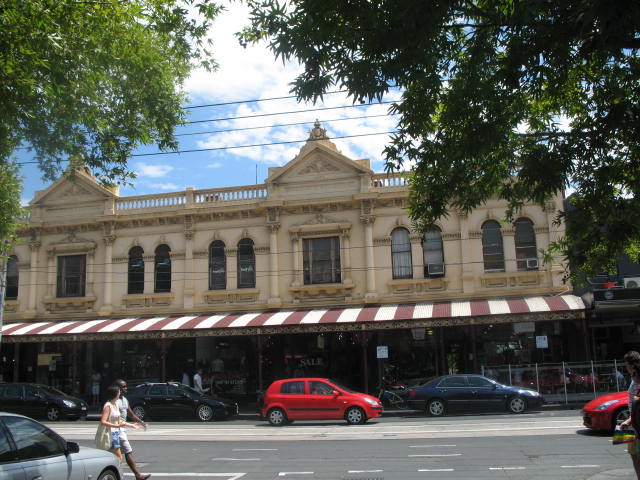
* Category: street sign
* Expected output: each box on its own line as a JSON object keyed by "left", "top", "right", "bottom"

{"left": 376, "top": 346, "right": 388, "bottom": 359}
{"left": 536, "top": 335, "right": 548, "bottom": 348}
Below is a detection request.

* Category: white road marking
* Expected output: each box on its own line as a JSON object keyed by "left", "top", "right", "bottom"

{"left": 489, "top": 467, "right": 526, "bottom": 470}
{"left": 348, "top": 470, "right": 383, "bottom": 473}
{"left": 278, "top": 472, "right": 314, "bottom": 476}
{"left": 211, "top": 458, "right": 260, "bottom": 461}
{"left": 232, "top": 448, "right": 278, "bottom": 451}
{"left": 409, "top": 444, "right": 456, "bottom": 448}
{"left": 123, "top": 474, "right": 245, "bottom": 479}
{"left": 409, "top": 453, "right": 461, "bottom": 457}
{"left": 560, "top": 465, "right": 600, "bottom": 468}
{"left": 418, "top": 469, "right": 454, "bottom": 472}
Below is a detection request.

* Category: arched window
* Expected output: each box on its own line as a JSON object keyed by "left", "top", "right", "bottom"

{"left": 5, "top": 255, "right": 18, "bottom": 300}
{"left": 391, "top": 227, "right": 413, "bottom": 279}
{"left": 128, "top": 246, "right": 144, "bottom": 294}
{"left": 515, "top": 217, "right": 538, "bottom": 270}
{"left": 482, "top": 220, "right": 505, "bottom": 272}
{"left": 209, "top": 240, "right": 226, "bottom": 290}
{"left": 423, "top": 226, "right": 445, "bottom": 277}
{"left": 237, "top": 238, "right": 255, "bottom": 288}
{"left": 154, "top": 244, "right": 171, "bottom": 293}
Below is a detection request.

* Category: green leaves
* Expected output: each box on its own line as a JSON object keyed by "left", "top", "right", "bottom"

{"left": 242, "top": 0, "right": 640, "bottom": 282}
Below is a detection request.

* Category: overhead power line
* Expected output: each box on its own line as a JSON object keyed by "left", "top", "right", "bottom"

{"left": 183, "top": 90, "right": 349, "bottom": 109}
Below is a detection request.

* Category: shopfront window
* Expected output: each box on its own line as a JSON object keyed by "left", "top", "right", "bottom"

{"left": 303, "top": 236, "right": 341, "bottom": 284}
{"left": 6, "top": 255, "right": 18, "bottom": 299}
{"left": 237, "top": 238, "right": 255, "bottom": 288}
{"left": 128, "top": 246, "right": 144, "bottom": 294}
{"left": 154, "top": 244, "right": 171, "bottom": 293}
{"left": 391, "top": 227, "right": 413, "bottom": 279}
{"left": 482, "top": 220, "right": 505, "bottom": 272}
{"left": 56, "top": 255, "right": 86, "bottom": 297}
{"left": 209, "top": 240, "right": 226, "bottom": 290}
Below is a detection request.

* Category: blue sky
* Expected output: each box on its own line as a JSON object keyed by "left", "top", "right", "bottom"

{"left": 16, "top": 2, "right": 402, "bottom": 205}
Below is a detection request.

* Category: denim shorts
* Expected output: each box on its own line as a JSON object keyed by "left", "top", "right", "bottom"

{"left": 111, "top": 431, "right": 121, "bottom": 449}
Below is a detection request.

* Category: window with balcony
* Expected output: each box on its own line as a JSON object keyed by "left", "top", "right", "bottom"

{"left": 56, "top": 255, "right": 86, "bottom": 297}
{"left": 128, "top": 246, "right": 145, "bottom": 294}
{"left": 391, "top": 227, "right": 413, "bottom": 279}
{"left": 209, "top": 240, "right": 226, "bottom": 290}
{"left": 5, "top": 255, "right": 18, "bottom": 300}
{"left": 515, "top": 217, "right": 538, "bottom": 270}
{"left": 237, "top": 238, "right": 255, "bottom": 288}
{"left": 482, "top": 220, "right": 505, "bottom": 272}
{"left": 154, "top": 244, "right": 171, "bottom": 293}
{"left": 303, "top": 236, "right": 341, "bottom": 284}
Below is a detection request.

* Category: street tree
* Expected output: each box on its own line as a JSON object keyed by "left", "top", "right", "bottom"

{"left": 241, "top": 0, "right": 640, "bottom": 282}
{"left": 0, "top": 0, "right": 221, "bottom": 256}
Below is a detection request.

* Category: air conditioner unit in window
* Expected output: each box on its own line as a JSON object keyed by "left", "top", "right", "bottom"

{"left": 624, "top": 277, "right": 640, "bottom": 288}
{"left": 526, "top": 258, "right": 539, "bottom": 269}
{"left": 426, "top": 263, "right": 445, "bottom": 276}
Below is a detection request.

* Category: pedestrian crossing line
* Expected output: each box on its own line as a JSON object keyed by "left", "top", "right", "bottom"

{"left": 278, "top": 472, "right": 314, "bottom": 476}
{"left": 348, "top": 470, "right": 383, "bottom": 473}
{"left": 123, "top": 474, "right": 245, "bottom": 479}
{"left": 489, "top": 466, "right": 526, "bottom": 470}
{"left": 409, "top": 444, "right": 457, "bottom": 448}
{"left": 560, "top": 465, "right": 600, "bottom": 468}
{"left": 409, "top": 453, "right": 462, "bottom": 457}
{"left": 418, "top": 469, "right": 454, "bottom": 472}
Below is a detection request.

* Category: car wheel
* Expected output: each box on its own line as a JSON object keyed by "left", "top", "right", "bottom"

{"left": 97, "top": 468, "right": 120, "bottom": 480}
{"left": 267, "top": 407, "right": 287, "bottom": 426}
{"left": 614, "top": 408, "right": 630, "bottom": 430}
{"left": 345, "top": 406, "right": 366, "bottom": 425}
{"left": 508, "top": 396, "right": 526, "bottom": 413}
{"left": 46, "top": 405, "right": 61, "bottom": 421}
{"left": 196, "top": 404, "right": 214, "bottom": 422}
{"left": 132, "top": 405, "right": 147, "bottom": 421}
{"left": 427, "top": 398, "right": 446, "bottom": 417}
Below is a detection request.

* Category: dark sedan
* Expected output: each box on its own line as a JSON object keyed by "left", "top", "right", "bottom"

{"left": 407, "top": 374, "right": 544, "bottom": 416}
{"left": 0, "top": 383, "right": 88, "bottom": 421}
{"left": 126, "top": 382, "right": 238, "bottom": 422}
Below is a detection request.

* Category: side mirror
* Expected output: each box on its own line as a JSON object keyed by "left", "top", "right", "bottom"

{"left": 492, "top": 384, "right": 497, "bottom": 390}
{"left": 332, "top": 390, "right": 340, "bottom": 396}
{"left": 66, "top": 441, "right": 80, "bottom": 455}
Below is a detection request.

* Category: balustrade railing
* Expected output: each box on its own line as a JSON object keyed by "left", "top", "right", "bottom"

{"left": 193, "top": 185, "right": 268, "bottom": 204}
{"left": 371, "top": 171, "right": 410, "bottom": 188}
{"left": 116, "top": 193, "right": 186, "bottom": 211}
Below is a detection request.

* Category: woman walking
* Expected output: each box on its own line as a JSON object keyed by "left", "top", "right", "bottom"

{"left": 100, "top": 385, "right": 140, "bottom": 463}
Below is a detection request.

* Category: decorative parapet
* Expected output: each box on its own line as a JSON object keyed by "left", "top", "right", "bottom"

{"left": 480, "top": 270, "right": 544, "bottom": 289}
{"left": 116, "top": 192, "right": 186, "bottom": 211}
{"left": 193, "top": 185, "right": 267, "bottom": 204}
{"left": 371, "top": 172, "right": 409, "bottom": 189}
{"left": 44, "top": 296, "right": 97, "bottom": 313}
{"left": 122, "top": 293, "right": 174, "bottom": 309}
{"left": 289, "top": 283, "right": 355, "bottom": 303}
{"left": 203, "top": 289, "right": 259, "bottom": 305}
{"left": 387, "top": 278, "right": 448, "bottom": 295}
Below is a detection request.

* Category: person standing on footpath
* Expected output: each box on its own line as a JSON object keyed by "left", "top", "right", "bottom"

{"left": 193, "top": 368, "right": 209, "bottom": 394}
{"left": 619, "top": 351, "right": 640, "bottom": 479}
{"left": 114, "top": 379, "right": 151, "bottom": 480}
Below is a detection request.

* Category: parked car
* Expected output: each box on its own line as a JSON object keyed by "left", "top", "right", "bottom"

{"left": 582, "top": 391, "right": 628, "bottom": 431}
{"left": 516, "top": 368, "right": 599, "bottom": 393}
{"left": 0, "top": 383, "right": 88, "bottom": 421}
{"left": 125, "top": 382, "right": 238, "bottom": 421}
{"left": 261, "top": 377, "right": 383, "bottom": 426}
{"left": 0, "top": 412, "right": 121, "bottom": 480}
{"left": 406, "top": 374, "right": 544, "bottom": 416}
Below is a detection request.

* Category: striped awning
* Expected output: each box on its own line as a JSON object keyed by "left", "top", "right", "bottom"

{"left": 1, "top": 294, "right": 584, "bottom": 339}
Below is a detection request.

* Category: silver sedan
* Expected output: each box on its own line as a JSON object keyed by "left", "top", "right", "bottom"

{"left": 0, "top": 412, "right": 121, "bottom": 480}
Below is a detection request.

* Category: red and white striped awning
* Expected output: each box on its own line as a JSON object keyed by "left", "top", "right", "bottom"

{"left": 1, "top": 295, "right": 584, "bottom": 338}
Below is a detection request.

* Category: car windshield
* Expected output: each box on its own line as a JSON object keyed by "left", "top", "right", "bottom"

{"left": 327, "top": 380, "right": 356, "bottom": 393}
{"left": 38, "top": 386, "right": 67, "bottom": 397}
{"left": 180, "top": 385, "right": 201, "bottom": 395}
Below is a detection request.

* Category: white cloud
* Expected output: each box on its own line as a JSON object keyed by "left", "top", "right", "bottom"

{"left": 150, "top": 183, "right": 180, "bottom": 191}
{"left": 134, "top": 162, "right": 174, "bottom": 178}
{"left": 206, "top": 161, "right": 223, "bottom": 168}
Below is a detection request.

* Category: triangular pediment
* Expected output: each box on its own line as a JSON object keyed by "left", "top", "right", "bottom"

{"left": 268, "top": 141, "right": 372, "bottom": 185}
{"left": 31, "top": 168, "right": 117, "bottom": 207}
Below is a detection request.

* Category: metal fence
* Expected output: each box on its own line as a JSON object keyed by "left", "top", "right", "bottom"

{"left": 481, "top": 360, "right": 629, "bottom": 405}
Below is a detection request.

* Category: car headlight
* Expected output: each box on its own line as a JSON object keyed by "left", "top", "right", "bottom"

{"left": 62, "top": 400, "right": 76, "bottom": 408}
{"left": 596, "top": 399, "right": 621, "bottom": 410}
{"left": 364, "top": 398, "right": 379, "bottom": 406}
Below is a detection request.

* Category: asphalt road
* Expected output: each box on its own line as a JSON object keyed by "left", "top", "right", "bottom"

{"left": 52, "top": 410, "right": 634, "bottom": 480}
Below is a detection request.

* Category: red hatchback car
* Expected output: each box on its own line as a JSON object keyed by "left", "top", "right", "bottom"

{"left": 583, "top": 391, "right": 629, "bottom": 431}
{"left": 261, "top": 378, "right": 383, "bottom": 426}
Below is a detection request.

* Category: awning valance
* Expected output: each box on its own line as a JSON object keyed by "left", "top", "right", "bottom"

{"left": 1, "top": 294, "right": 584, "bottom": 342}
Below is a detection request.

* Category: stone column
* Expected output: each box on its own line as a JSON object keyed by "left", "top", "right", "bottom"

{"left": 360, "top": 215, "right": 376, "bottom": 297}
{"left": 341, "top": 227, "right": 353, "bottom": 285}
{"left": 46, "top": 249, "right": 55, "bottom": 299}
{"left": 27, "top": 240, "right": 40, "bottom": 314}
{"left": 457, "top": 211, "right": 474, "bottom": 294}
{"left": 184, "top": 218, "right": 195, "bottom": 309}
{"left": 290, "top": 232, "right": 301, "bottom": 287}
{"left": 86, "top": 246, "right": 96, "bottom": 298}
{"left": 502, "top": 227, "right": 516, "bottom": 272}
{"left": 410, "top": 233, "right": 424, "bottom": 278}
{"left": 101, "top": 235, "right": 115, "bottom": 314}
{"left": 143, "top": 254, "right": 155, "bottom": 294}
{"left": 268, "top": 222, "right": 281, "bottom": 304}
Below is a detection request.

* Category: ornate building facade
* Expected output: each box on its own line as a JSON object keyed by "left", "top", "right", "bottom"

{"left": 1, "top": 124, "right": 585, "bottom": 402}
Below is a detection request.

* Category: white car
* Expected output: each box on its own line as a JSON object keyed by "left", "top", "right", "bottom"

{"left": 0, "top": 412, "right": 121, "bottom": 480}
